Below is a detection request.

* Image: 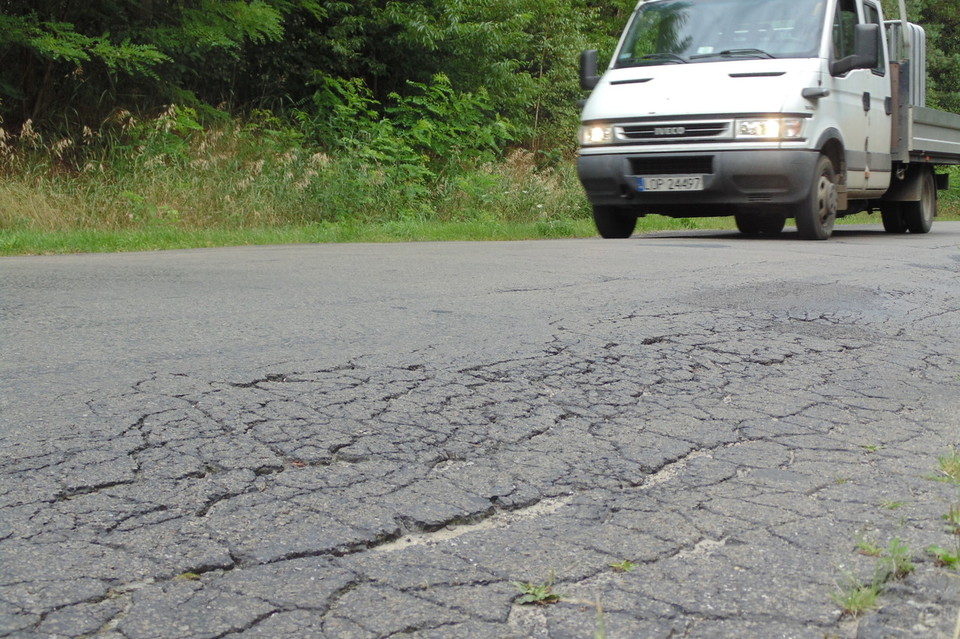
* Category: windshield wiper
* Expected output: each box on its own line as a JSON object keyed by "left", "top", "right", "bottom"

{"left": 622, "top": 52, "right": 688, "bottom": 66}
{"left": 691, "top": 48, "right": 777, "bottom": 60}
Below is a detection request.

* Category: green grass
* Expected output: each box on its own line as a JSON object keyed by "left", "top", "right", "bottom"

{"left": 6, "top": 209, "right": 960, "bottom": 256}
{"left": 0, "top": 216, "right": 744, "bottom": 256}
{"left": 0, "top": 220, "right": 592, "bottom": 255}
{"left": 0, "top": 216, "right": 748, "bottom": 256}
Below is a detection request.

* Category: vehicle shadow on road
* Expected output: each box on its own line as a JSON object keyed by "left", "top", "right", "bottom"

{"left": 637, "top": 226, "right": 909, "bottom": 241}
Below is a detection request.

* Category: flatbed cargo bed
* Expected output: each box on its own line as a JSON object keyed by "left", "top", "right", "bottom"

{"left": 909, "top": 106, "right": 960, "bottom": 164}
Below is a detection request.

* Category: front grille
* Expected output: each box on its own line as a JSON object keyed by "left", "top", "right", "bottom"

{"left": 620, "top": 121, "right": 728, "bottom": 141}
{"left": 630, "top": 156, "right": 714, "bottom": 175}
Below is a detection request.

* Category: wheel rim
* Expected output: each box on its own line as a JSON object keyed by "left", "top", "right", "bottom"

{"left": 816, "top": 173, "right": 838, "bottom": 233}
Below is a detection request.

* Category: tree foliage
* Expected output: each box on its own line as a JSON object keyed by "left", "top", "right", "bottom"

{"left": 0, "top": 0, "right": 956, "bottom": 150}
{"left": 882, "top": 0, "right": 959, "bottom": 110}
{"left": 0, "top": 0, "right": 318, "bottom": 125}
{"left": 911, "top": 0, "right": 960, "bottom": 111}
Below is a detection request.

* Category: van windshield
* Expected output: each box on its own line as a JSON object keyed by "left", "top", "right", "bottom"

{"left": 615, "top": 0, "right": 827, "bottom": 67}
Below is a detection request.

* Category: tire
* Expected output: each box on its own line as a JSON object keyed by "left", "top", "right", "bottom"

{"left": 902, "top": 168, "right": 936, "bottom": 234}
{"left": 593, "top": 205, "right": 637, "bottom": 239}
{"left": 734, "top": 213, "right": 763, "bottom": 235}
{"left": 735, "top": 213, "right": 786, "bottom": 236}
{"left": 794, "top": 155, "right": 838, "bottom": 240}
{"left": 880, "top": 203, "right": 908, "bottom": 233}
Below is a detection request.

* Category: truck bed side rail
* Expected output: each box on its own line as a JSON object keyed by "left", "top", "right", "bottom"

{"left": 909, "top": 106, "right": 960, "bottom": 165}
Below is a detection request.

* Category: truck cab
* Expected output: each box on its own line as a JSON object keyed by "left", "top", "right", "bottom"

{"left": 577, "top": 0, "right": 958, "bottom": 239}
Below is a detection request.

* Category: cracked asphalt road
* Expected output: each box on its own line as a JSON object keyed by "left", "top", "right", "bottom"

{"left": 2, "top": 225, "right": 959, "bottom": 638}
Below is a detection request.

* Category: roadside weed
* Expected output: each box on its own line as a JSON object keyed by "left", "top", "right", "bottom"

{"left": 513, "top": 571, "right": 563, "bottom": 605}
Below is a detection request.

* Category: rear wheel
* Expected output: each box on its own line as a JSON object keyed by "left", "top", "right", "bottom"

{"left": 794, "top": 155, "right": 838, "bottom": 240}
{"left": 593, "top": 205, "right": 637, "bottom": 239}
{"left": 902, "top": 168, "right": 936, "bottom": 234}
{"left": 735, "top": 213, "right": 786, "bottom": 236}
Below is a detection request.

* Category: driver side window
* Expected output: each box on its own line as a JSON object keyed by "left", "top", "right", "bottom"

{"left": 863, "top": 2, "right": 887, "bottom": 74}
{"left": 832, "top": 0, "right": 859, "bottom": 59}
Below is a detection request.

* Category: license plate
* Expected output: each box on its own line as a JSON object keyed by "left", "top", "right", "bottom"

{"left": 637, "top": 176, "right": 704, "bottom": 192}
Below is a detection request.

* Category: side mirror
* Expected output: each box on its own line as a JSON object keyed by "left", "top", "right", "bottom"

{"left": 830, "top": 23, "right": 880, "bottom": 76}
{"left": 580, "top": 50, "right": 600, "bottom": 91}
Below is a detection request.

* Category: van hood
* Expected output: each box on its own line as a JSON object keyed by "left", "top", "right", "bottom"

{"left": 581, "top": 58, "right": 822, "bottom": 121}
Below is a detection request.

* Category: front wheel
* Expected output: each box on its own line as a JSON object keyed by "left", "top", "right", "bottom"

{"left": 902, "top": 168, "right": 936, "bottom": 234}
{"left": 593, "top": 205, "right": 637, "bottom": 239}
{"left": 794, "top": 155, "right": 838, "bottom": 240}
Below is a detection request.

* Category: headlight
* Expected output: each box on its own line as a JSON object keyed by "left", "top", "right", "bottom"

{"left": 579, "top": 124, "right": 615, "bottom": 145}
{"left": 735, "top": 118, "right": 805, "bottom": 139}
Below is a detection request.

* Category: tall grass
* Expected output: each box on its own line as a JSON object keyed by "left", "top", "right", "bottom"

{"left": 0, "top": 105, "right": 590, "bottom": 237}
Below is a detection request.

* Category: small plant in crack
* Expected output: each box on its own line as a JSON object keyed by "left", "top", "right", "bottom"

{"left": 943, "top": 503, "right": 960, "bottom": 539}
{"left": 932, "top": 447, "right": 960, "bottom": 485}
{"left": 927, "top": 544, "right": 960, "bottom": 569}
{"left": 854, "top": 535, "right": 884, "bottom": 557}
{"left": 830, "top": 570, "right": 881, "bottom": 618}
{"left": 878, "top": 538, "right": 915, "bottom": 580}
{"left": 923, "top": 449, "right": 960, "bottom": 571}
{"left": 927, "top": 503, "right": 960, "bottom": 569}
{"left": 174, "top": 571, "right": 202, "bottom": 581}
{"left": 513, "top": 571, "right": 563, "bottom": 605}
{"left": 833, "top": 537, "right": 917, "bottom": 616}
{"left": 881, "top": 500, "right": 906, "bottom": 510}
{"left": 609, "top": 559, "right": 636, "bottom": 573}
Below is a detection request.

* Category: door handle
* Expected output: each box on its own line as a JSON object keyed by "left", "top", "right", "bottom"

{"left": 862, "top": 92, "right": 871, "bottom": 112}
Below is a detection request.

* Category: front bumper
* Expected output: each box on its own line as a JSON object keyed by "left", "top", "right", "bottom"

{"left": 577, "top": 148, "right": 819, "bottom": 216}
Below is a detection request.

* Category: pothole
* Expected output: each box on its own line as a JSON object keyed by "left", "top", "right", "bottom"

{"left": 640, "top": 450, "right": 712, "bottom": 490}
{"left": 372, "top": 495, "right": 573, "bottom": 553}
